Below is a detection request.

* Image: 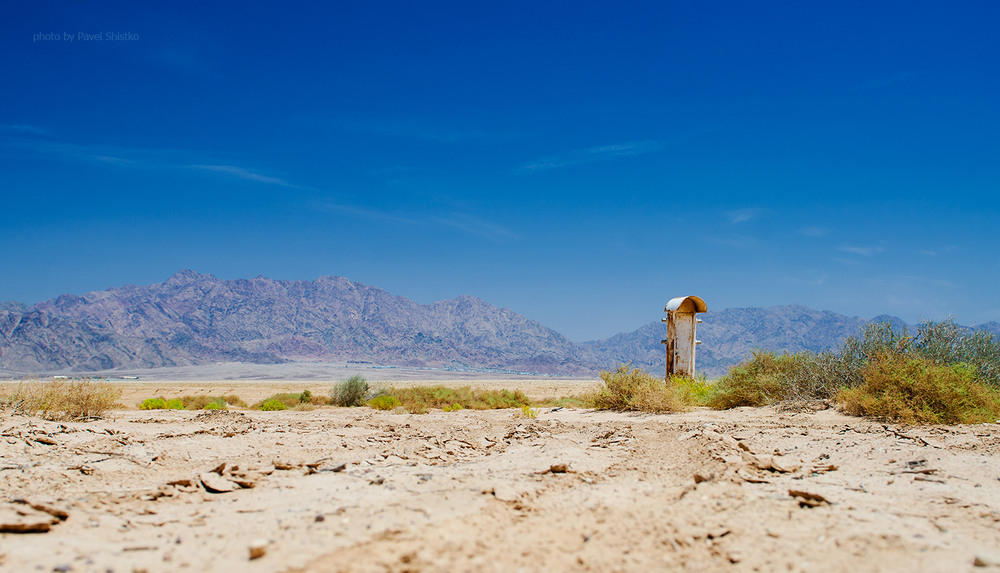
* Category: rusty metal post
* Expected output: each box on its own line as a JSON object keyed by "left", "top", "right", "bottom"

{"left": 662, "top": 296, "right": 707, "bottom": 379}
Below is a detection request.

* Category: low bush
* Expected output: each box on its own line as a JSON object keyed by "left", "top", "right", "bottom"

{"left": 331, "top": 375, "right": 369, "bottom": 407}
{"left": 534, "top": 395, "right": 592, "bottom": 409}
{"left": 707, "top": 351, "right": 808, "bottom": 409}
{"left": 670, "top": 375, "right": 714, "bottom": 406}
{"left": 260, "top": 398, "right": 288, "bottom": 411}
{"left": 249, "top": 390, "right": 329, "bottom": 410}
{"left": 3, "top": 378, "right": 122, "bottom": 420}
{"left": 591, "top": 364, "right": 688, "bottom": 413}
{"left": 838, "top": 353, "right": 1000, "bottom": 424}
{"left": 913, "top": 320, "right": 1000, "bottom": 387}
{"left": 368, "top": 394, "right": 401, "bottom": 410}
{"left": 139, "top": 397, "right": 167, "bottom": 410}
{"left": 219, "top": 394, "right": 248, "bottom": 408}
{"left": 139, "top": 397, "right": 184, "bottom": 410}
{"left": 709, "top": 319, "right": 1000, "bottom": 424}
{"left": 180, "top": 395, "right": 237, "bottom": 410}
{"left": 385, "top": 385, "right": 531, "bottom": 414}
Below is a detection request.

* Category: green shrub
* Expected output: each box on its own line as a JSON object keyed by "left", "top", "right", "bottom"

{"left": 140, "top": 397, "right": 167, "bottom": 410}
{"left": 385, "top": 385, "right": 531, "bottom": 413}
{"left": 707, "top": 351, "right": 824, "bottom": 409}
{"left": 139, "top": 397, "right": 184, "bottom": 410}
{"left": 331, "top": 375, "right": 370, "bottom": 407}
{"left": 709, "top": 319, "right": 1000, "bottom": 424}
{"left": 837, "top": 353, "right": 1000, "bottom": 424}
{"left": 670, "top": 375, "right": 714, "bottom": 406}
{"left": 368, "top": 395, "right": 402, "bottom": 410}
{"left": 260, "top": 398, "right": 288, "bottom": 411}
{"left": 300, "top": 389, "right": 312, "bottom": 402}
{"left": 913, "top": 320, "right": 1000, "bottom": 387}
{"left": 252, "top": 393, "right": 307, "bottom": 410}
{"left": 836, "top": 322, "right": 913, "bottom": 388}
{"left": 591, "top": 364, "right": 688, "bottom": 413}
{"left": 181, "top": 395, "right": 230, "bottom": 410}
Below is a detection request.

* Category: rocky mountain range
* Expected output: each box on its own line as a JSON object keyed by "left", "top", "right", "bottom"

{"left": 2, "top": 271, "right": 997, "bottom": 377}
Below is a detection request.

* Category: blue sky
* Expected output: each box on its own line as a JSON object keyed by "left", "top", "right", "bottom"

{"left": 2, "top": 1, "right": 999, "bottom": 341}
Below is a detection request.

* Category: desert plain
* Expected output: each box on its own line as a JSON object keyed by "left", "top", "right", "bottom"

{"left": 1, "top": 371, "right": 999, "bottom": 572}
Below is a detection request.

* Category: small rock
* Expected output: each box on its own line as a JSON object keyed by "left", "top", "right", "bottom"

{"left": 272, "top": 458, "right": 300, "bottom": 470}
{"left": 322, "top": 462, "right": 347, "bottom": 473}
{"left": 974, "top": 551, "right": 1000, "bottom": 567}
{"left": 789, "top": 489, "right": 831, "bottom": 508}
{"left": 13, "top": 499, "right": 69, "bottom": 521}
{"left": 693, "top": 473, "right": 714, "bottom": 484}
{"left": 0, "top": 504, "right": 58, "bottom": 533}
{"left": 737, "top": 470, "right": 770, "bottom": 484}
{"left": 769, "top": 457, "right": 801, "bottom": 473}
{"left": 249, "top": 541, "right": 268, "bottom": 560}
{"left": 199, "top": 472, "right": 240, "bottom": 493}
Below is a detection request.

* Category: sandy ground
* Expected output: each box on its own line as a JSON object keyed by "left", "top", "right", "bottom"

{"left": 2, "top": 391, "right": 1000, "bottom": 572}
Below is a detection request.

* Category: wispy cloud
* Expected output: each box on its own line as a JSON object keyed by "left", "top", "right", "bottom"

{"left": 1, "top": 137, "right": 167, "bottom": 167}
{"left": 919, "top": 246, "right": 957, "bottom": 257}
{"left": 189, "top": 164, "right": 299, "bottom": 188}
{"left": 430, "top": 212, "right": 520, "bottom": 241}
{"left": 800, "top": 226, "right": 829, "bottom": 238}
{"left": 0, "top": 131, "right": 311, "bottom": 190}
{"left": 326, "top": 117, "right": 524, "bottom": 144}
{"left": 520, "top": 140, "right": 662, "bottom": 172}
{"left": 839, "top": 245, "right": 884, "bottom": 256}
{"left": 726, "top": 207, "right": 766, "bottom": 224}
{"left": 705, "top": 233, "right": 760, "bottom": 250}
{"left": 93, "top": 155, "right": 137, "bottom": 166}
{"left": 0, "top": 124, "right": 49, "bottom": 136}
{"left": 314, "top": 201, "right": 518, "bottom": 242}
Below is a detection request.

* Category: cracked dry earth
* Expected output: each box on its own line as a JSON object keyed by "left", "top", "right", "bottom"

{"left": 2, "top": 406, "right": 999, "bottom": 572}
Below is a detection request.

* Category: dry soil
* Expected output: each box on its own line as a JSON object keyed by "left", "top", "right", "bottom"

{"left": 2, "top": 389, "right": 999, "bottom": 572}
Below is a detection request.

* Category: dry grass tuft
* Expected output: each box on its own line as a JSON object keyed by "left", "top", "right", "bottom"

{"left": 2, "top": 378, "right": 122, "bottom": 420}
{"left": 591, "top": 365, "right": 690, "bottom": 413}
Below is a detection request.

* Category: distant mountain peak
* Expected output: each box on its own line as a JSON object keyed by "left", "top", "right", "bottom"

{"left": 166, "top": 269, "right": 217, "bottom": 284}
{"left": 2, "top": 272, "right": 587, "bottom": 376}
{"left": 2, "top": 271, "right": 982, "bottom": 378}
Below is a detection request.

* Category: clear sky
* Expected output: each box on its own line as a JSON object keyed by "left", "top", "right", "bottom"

{"left": 2, "top": 1, "right": 998, "bottom": 341}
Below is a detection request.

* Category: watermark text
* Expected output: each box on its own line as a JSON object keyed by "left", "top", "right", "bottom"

{"left": 33, "top": 31, "right": 140, "bottom": 43}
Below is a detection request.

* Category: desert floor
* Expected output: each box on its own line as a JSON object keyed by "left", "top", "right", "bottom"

{"left": 2, "top": 380, "right": 999, "bottom": 572}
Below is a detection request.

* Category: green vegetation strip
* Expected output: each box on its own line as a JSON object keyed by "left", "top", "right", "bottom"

{"left": 590, "top": 319, "right": 1000, "bottom": 424}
